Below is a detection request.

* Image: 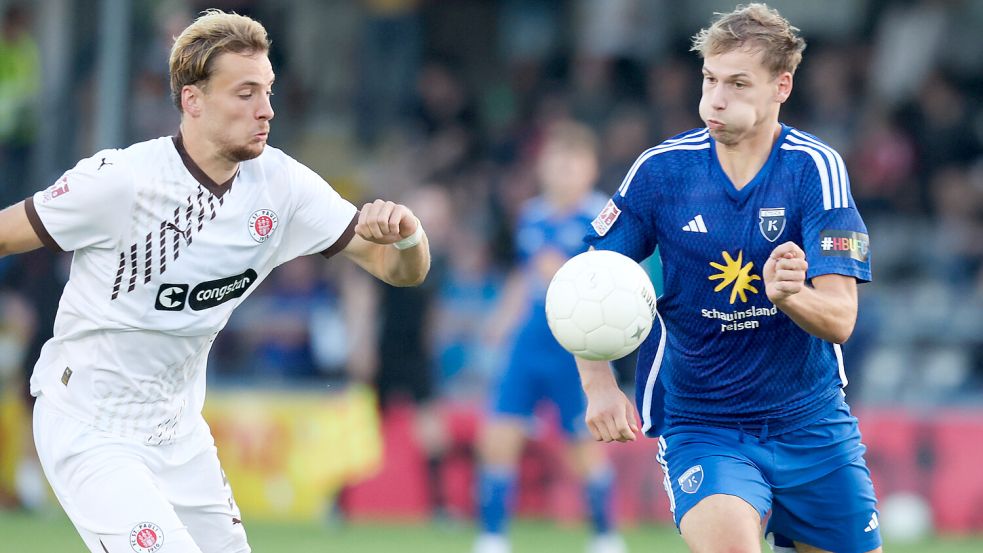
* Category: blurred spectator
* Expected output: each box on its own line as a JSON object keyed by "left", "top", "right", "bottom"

{"left": 436, "top": 226, "right": 506, "bottom": 396}
{"left": 473, "top": 120, "right": 626, "bottom": 553}
{"left": 906, "top": 71, "right": 982, "bottom": 211}
{"left": 345, "top": 185, "right": 459, "bottom": 521}
{"left": 867, "top": 0, "right": 949, "bottom": 108}
{"left": 355, "top": 0, "right": 423, "bottom": 146}
{"left": 0, "top": 3, "right": 39, "bottom": 207}
{"left": 215, "top": 257, "right": 350, "bottom": 383}
{"left": 928, "top": 165, "right": 983, "bottom": 289}
{"left": 850, "top": 110, "right": 918, "bottom": 214}
{"left": 798, "top": 46, "right": 860, "bottom": 153}
{"left": 644, "top": 56, "right": 702, "bottom": 141}
{"left": 596, "top": 104, "right": 652, "bottom": 195}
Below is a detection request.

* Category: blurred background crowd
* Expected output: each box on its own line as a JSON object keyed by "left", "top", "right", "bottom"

{"left": 0, "top": 0, "right": 982, "bottom": 535}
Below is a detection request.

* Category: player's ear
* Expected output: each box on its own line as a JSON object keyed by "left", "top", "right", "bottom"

{"left": 182, "top": 84, "right": 203, "bottom": 117}
{"left": 775, "top": 71, "right": 793, "bottom": 104}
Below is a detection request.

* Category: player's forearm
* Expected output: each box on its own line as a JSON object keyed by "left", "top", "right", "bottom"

{"left": 773, "top": 284, "right": 856, "bottom": 344}
{"left": 379, "top": 232, "right": 431, "bottom": 287}
{"left": 576, "top": 358, "right": 619, "bottom": 395}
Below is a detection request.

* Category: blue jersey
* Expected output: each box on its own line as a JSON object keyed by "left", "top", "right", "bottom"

{"left": 585, "top": 126, "right": 871, "bottom": 437}
{"left": 515, "top": 192, "right": 607, "bottom": 321}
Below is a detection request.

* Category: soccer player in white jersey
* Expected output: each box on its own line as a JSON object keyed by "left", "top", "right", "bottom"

{"left": 0, "top": 10, "right": 429, "bottom": 553}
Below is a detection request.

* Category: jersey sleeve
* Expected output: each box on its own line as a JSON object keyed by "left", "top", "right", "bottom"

{"left": 25, "top": 150, "right": 133, "bottom": 252}
{"left": 276, "top": 158, "right": 358, "bottom": 264}
{"left": 584, "top": 156, "right": 658, "bottom": 262}
{"left": 798, "top": 154, "right": 872, "bottom": 283}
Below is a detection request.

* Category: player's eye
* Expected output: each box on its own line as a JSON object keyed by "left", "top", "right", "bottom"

{"left": 238, "top": 93, "right": 253, "bottom": 99}
{"left": 733, "top": 81, "right": 746, "bottom": 89}
{"left": 704, "top": 76, "right": 717, "bottom": 84}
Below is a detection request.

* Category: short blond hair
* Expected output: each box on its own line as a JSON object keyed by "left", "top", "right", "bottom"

{"left": 168, "top": 9, "right": 270, "bottom": 111}
{"left": 542, "top": 120, "right": 599, "bottom": 159}
{"left": 691, "top": 3, "right": 806, "bottom": 77}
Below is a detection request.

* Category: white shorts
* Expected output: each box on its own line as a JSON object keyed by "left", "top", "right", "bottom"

{"left": 33, "top": 395, "right": 250, "bottom": 553}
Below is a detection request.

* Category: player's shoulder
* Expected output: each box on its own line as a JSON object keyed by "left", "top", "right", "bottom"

{"left": 641, "top": 127, "right": 712, "bottom": 164}
{"left": 72, "top": 136, "right": 172, "bottom": 178}
{"left": 777, "top": 125, "right": 852, "bottom": 208}
{"left": 243, "top": 144, "right": 320, "bottom": 185}
{"left": 249, "top": 144, "right": 307, "bottom": 173}
{"left": 616, "top": 128, "right": 710, "bottom": 195}
{"left": 778, "top": 125, "right": 846, "bottom": 173}
{"left": 635, "top": 127, "right": 710, "bottom": 171}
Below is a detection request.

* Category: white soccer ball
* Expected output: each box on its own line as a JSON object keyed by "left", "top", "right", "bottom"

{"left": 879, "top": 492, "right": 933, "bottom": 543}
{"left": 545, "top": 250, "right": 657, "bottom": 361}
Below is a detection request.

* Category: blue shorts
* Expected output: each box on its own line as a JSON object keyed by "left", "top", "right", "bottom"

{"left": 658, "top": 399, "right": 881, "bottom": 553}
{"left": 491, "top": 331, "right": 588, "bottom": 438}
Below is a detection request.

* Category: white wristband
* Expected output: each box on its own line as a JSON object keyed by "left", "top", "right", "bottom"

{"left": 393, "top": 219, "right": 424, "bottom": 250}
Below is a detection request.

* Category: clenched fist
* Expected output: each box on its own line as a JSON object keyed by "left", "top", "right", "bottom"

{"left": 356, "top": 200, "right": 419, "bottom": 245}
{"left": 764, "top": 241, "right": 808, "bottom": 304}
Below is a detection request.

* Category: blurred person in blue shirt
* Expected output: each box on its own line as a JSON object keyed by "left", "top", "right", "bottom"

{"left": 474, "top": 120, "right": 627, "bottom": 553}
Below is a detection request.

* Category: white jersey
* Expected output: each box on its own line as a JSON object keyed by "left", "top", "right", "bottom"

{"left": 27, "top": 135, "right": 357, "bottom": 445}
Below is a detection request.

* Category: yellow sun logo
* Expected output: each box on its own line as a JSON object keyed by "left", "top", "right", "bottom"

{"left": 708, "top": 250, "right": 761, "bottom": 304}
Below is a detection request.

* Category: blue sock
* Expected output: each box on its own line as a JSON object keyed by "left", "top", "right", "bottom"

{"left": 584, "top": 468, "right": 615, "bottom": 535}
{"left": 478, "top": 467, "right": 516, "bottom": 534}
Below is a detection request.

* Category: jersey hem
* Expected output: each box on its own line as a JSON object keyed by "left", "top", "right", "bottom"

{"left": 662, "top": 390, "right": 842, "bottom": 438}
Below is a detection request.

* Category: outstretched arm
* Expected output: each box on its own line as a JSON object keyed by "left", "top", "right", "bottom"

{"left": 342, "top": 199, "right": 430, "bottom": 287}
{"left": 0, "top": 201, "right": 44, "bottom": 258}
{"left": 764, "top": 241, "right": 857, "bottom": 344}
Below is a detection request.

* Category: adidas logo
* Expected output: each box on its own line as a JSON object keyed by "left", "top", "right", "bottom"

{"left": 682, "top": 214, "right": 708, "bottom": 233}
{"left": 864, "top": 512, "right": 879, "bottom": 533}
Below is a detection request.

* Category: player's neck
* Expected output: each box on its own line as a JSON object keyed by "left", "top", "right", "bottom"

{"left": 178, "top": 126, "right": 240, "bottom": 185}
{"left": 714, "top": 122, "right": 781, "bottom": 191}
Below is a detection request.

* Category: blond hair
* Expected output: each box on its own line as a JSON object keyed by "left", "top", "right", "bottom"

{"left": 168, "top": 9, "right": 270, "bottom": 111}
{"left": 691, "top": 3, "right": 806, "bottom": 77}
{"left": 543, "top": 120, "right": 600, "bottom": 159}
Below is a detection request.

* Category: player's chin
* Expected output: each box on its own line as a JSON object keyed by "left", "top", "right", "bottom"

{"left": 229, "top": 143, "right": 265, "bottom": 162}
{"left": 709, "top": 128, "right": 740, "bottom": 146}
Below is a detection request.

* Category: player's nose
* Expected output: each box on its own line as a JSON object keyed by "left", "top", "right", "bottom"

{"left": 257, "top": 94, "right": 274, "bottom": 121}
{"left": 709, "top": 86, "right": 727, "bottom": 110}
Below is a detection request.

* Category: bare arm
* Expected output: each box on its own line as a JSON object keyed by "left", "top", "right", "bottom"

{"left": 486, "top": 247, "right": 567, "bottom": 345}
{"left": 342, "top": 200, "right": 430, "bottom": 287}
{"left": 576, "top": 357, "right": 640, "bottom": 443}
{"left": 764, "top": 241, "right": 858, "bottom": 344}
{"left": 0, "top": 201, "right": 44, "bottom": 257}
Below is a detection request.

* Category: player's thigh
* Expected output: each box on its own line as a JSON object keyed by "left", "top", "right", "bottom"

{"left": 659, "top": 427, "right": 772, "bottom": 529}
{"left": 165, "top": 445, "right": 250, "bottom": 553}
{"left": 679, "top": 494, "right": 762, "bottom": 553}
{"left": 34, "top": 400, "right": 202, "bottom": 553}
{"left": 766, "top": 458, "right": 881, "bottom": 553}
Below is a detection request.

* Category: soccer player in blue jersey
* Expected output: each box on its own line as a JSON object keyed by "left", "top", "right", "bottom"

{"left": 473, "top": 121, "right": 627, "bottom": 553}
{"left": 576, "top": 4, "right": 882, "bottom": 553}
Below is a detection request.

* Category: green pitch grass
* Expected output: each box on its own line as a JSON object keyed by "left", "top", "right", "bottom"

{"left": 1, "top": 510, "right": 982, "bottom": 552}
